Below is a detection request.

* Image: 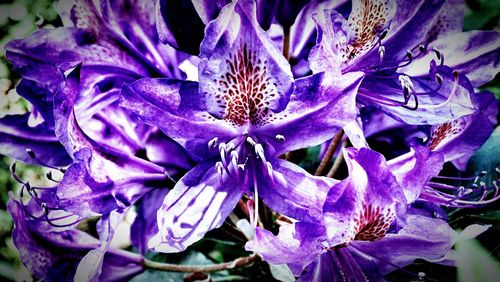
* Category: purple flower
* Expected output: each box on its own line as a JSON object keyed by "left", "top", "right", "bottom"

{"left": 120, "top": 0, "right": 363, "bottom": 252}
{"left": 2, "top": 0, "right": 193, "bottom": 165}
{"left": 7, "top": 194, "right": 144, "bottom": 282}
{"left": 308, "top": 0, "right": 499, "bottom": 125}
{"left": 3, "top": 0, "right": 193, "bottom": 254}
{"left": 246, "top": 148, "right": 456, "bottom": 280}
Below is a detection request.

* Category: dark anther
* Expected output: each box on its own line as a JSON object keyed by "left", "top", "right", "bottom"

{"left": 26, "top": 148, "right": 36, "bottom": 159}
{"left": 406, "top": 50, "right": 413, "bottom": 61}
{"left": 453, "top": 70, "right": 459, "bottom": 78}
{"left": 402, "top": 93, "right": 419, "bottom": 111}
{"left": 433, "top": 49, "right": 441, "bottom": 60}
{"left": 435, "top": 74, "right": 443, "bottom": 84}
{"left": 379, "top": 29, "right": 389, "bottom": 40}
{"left": 418, "top": 44, "right": 425, "bottom": 52}
{"left": 479, "top": 171, "right": 488, "bottom": 177}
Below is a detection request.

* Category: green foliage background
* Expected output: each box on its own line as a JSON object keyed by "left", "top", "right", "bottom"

{"left": 0, "top": 0, "right": 498, "bottom": 281}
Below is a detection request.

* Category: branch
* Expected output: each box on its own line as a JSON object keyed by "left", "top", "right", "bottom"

{"left": 143, "top": 254, "right": 261, "bottom": 273}
{"left": 315, "top": 130, "right": 344, "bottom": 176}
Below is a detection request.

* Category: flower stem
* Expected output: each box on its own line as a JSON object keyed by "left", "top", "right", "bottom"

{"left": 283, "top": 26, "right": 290, "bottom": 60}
{"left": 326, "top": 145, "right": 345, "bottom": 178}
{"left": 315, "top": 130, "right": 344, "bottom": 176}
{"left": 143, "top": 254, "right": 261, "bottom": 273}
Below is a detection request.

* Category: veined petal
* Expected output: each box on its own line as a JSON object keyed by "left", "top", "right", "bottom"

{"left": 260, "top": 159, "right": 337, "bottom": 222}
{"left": 323, "top": 148, "right": 405, "bottom": 247}
{"left": 403, "top": 31, "right": 500, "bottom": 88}
{"left": 199, "top": 0, "right": 294, "bottom": 126}
{"left": 358, "top": 66, "right": 476, "bottom": 125}
{"left": 256, "top": 71, "right": 363, "bottom": 155}
{"left": 148, "top": 161, "right": 244, "bottom": 253}
{"left": 0, "top": 114, "right": 71, "bottom": 167}
{"left": 350, "top": 214, "right": 455, "bottom": 275}
{"left": 120, "top": 78, "right": 238, "bottom": 159}
{"left": 57, "top": 148, "right": 165, "bottom": 217}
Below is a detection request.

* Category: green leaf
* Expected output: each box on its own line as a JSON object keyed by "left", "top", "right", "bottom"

{"left": 457, "top": 239, "right": 500, "bottom": 282}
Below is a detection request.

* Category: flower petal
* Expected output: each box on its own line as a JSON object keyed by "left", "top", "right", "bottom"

{"left": 0, "top": 114, "right": 71, "bottom": 167}
{"left": 149, "top": 161, "right": 244, "bottom": 253}
{"left": 256, "top": 71, "right": 363, "bottom": 155}
{"left": 388, "top": 145, "right": 444, "bottom": 203}
{"left": 323, "top": 148, "right": 405, "bottom": 246}
{"left": 358, "top": 65, "right": 476, "bottom": 125}
{"left": 260, "top": 159, "right": 337, "bottom": 222}
{"left": 404, "top": 31, "right": 500, "bottom": 88}
{"left": 349, "top": 214, "right": 455, "bottom": 275}
{"left": 198, "top": 0, "right": 294, "bottom": 124}
{"left": 245, "top": 222, "right": 325, "bottom": 274}
{"left": 120, "top": 78, "right": 238, "bottom": 159}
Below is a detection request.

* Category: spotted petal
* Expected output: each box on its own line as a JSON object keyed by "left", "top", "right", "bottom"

{"left": 199, "top": 0, "right": 294, "bottom": 127}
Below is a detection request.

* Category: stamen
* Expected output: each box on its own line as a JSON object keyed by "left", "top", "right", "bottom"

{"left": 25, "top": 148, "right": 66, "bottom": 172}
{"left": 378, "top": 46, "right": 385, "bottom": 63}
{"left": 252, "top": 170, "right": 259, "bottom": 229}
{"left": 246, "top": 136, "right": 257, "bottom": 147}
{"left": 254, "top": 144, "right": 266, "bottom": 163}
{"left": 208, "top": 137, "right": 218, "bottom": 149}
{"left": 46, "top": 171, "right": 60, "bottom": 183}
{"left": 275, "top": 134, "right": 285, "bottom": 142}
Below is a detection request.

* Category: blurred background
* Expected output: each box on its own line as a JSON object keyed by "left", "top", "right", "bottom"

{"left": 0, "top": 0, "right": 499, "bottom": 281}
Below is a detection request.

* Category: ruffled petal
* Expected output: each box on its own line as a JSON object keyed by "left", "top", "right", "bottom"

{"left": 198, "top": 0, "right": 294, "bottom": 125}
{"left": 388, "top": 145, "right": 444, "bottom": 203}
{"left": 57, "top": 147, "right": 166, "bottom": 217}
{"left": 323, "top": 148, "right": 405, "bottom": 246}
{"left": 259, "top": 159, "right": 337, "bottom": 222}
{"left": 7, "top": 196, "right": 144, "bottom": 282}
{"left": 148, "top": 161, "right": 244, "bottom": 253}
{"left": 256, "top": 71, "right": 363, "bottom": 155}
{"left": 120, "top": 78, "right": 238, "bottom": 159}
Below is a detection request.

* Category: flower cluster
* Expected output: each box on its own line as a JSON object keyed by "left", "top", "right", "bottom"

{"left": 1, "top": 0, "right": 499, "bottom": 281}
